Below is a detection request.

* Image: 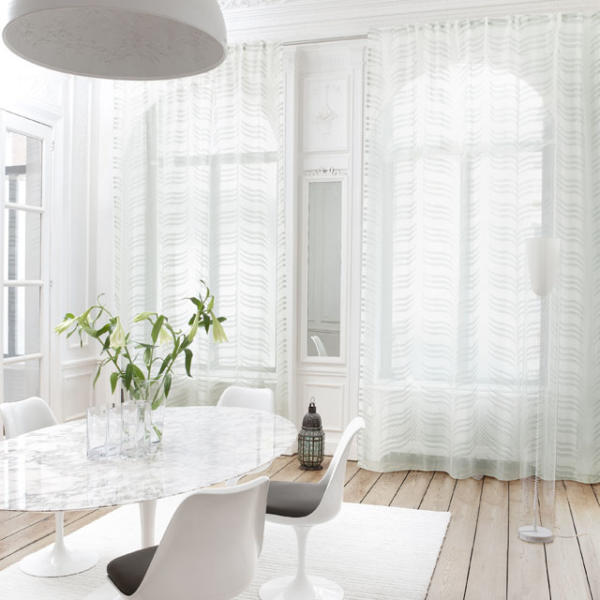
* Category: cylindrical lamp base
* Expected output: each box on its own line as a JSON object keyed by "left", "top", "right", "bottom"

{"left": 518, "top": 525, "right": 553, "bottom": 543}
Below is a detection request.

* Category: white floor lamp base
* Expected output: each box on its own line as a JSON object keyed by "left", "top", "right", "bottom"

{"left": 259, "top": 575, "right": 344, "bottom": 600}
{"left": 518, "top": 525, "right": 553, "bottom": 543}
{"left": 19, "top": 543, "right": 98, "bottom": 577}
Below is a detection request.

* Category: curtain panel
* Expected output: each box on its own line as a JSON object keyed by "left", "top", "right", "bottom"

{"left": 113, "top": 43, "right": 289, "bottom": 414}
{"left": 361, "top": 14, "right": 600, "bottom": 481}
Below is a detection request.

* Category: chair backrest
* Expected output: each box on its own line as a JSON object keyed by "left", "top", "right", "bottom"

{"left": 0, "top": 397, "right": 57, "bottom": 439}
{"left": 311, "top": 416, "right": 365, "bottom": 522}
{"left": 136, "top": 476, "right": 270, "bottom": 600}
{"left": 217, "top": 385, "right": 274, "bottom": 414}
{"left": 310, "top": 335, "right": 328, "bottom": 357}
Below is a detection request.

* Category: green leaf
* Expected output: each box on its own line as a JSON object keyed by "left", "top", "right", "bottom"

{"left": 151, "top": 316, "right": 165, "bottom": 344}
{"left": 186, "top": 314, "right": 199, "bottom": 343}
{"left": 144, "top": 346, "right": 152, "bottom": 369}
{"left": 110, "top": 371, "right": 119, "bottom": 394}
{"left": 80, "top": 323, "right": 96, "bottom": 338}
{"left": 164, "top": 373, "right": 172, "bottom": 397}
{"left": 152, "top": 425, "right": 163, "bottom": 440}
{"left": 188, "top": 297, "right": 204, "bottom": 311}
{"left": 184, "top": 349, "right": 193, "bottom": 377}
{"left": 206, "top": 296, "right": 214, "bottom": 312}
{"left": 94, "top": 323, "right": 111, "bottom": 338}
{"left": 93, "top": 364, "right": 103, "bottom": 387}
{"left": 124, "top": 363, "right": 133, "bottom": 388}
{"left": 131, "top": 365, "right": 145, "bottom": 382}
{"left": 133, "top": 311, "right": 156, "bottom": 323}
{"left": 158, "top": 359, "right": 170, "bottom": 376}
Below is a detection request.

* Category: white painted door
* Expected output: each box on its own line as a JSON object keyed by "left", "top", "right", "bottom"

{"left": 0, "top": 112, "right": 53, "bottom": 405}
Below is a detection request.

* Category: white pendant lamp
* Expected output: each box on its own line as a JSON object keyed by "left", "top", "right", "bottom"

{"left": 2, "top": 0, "right": 227, "bottom": 80}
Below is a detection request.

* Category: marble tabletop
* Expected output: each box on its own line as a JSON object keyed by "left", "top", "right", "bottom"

{"left": 0, "top": 406, "right": 297, "bottom": 512}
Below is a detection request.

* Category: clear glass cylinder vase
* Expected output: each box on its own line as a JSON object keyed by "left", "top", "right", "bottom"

{"left": 126, "top": 379, "right": 167, "bottom": 454}
{"left": 121, "top": 396, "right": 146, "bottom": 458}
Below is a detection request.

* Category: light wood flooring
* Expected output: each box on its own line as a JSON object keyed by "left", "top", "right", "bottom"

{"left": 2, "top": 456, "right": 600, "bottom": 599}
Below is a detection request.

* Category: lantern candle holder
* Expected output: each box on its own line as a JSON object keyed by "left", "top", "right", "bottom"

{"left": 298, "top": 400, "right": 325, "bottom": 470}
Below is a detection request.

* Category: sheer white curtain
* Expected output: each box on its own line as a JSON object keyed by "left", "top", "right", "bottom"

{"left": 361, "top": 14, "right": 600, "bottom": 481}
{"left": 113, "top": 43, "right": 289, "bottom": 413}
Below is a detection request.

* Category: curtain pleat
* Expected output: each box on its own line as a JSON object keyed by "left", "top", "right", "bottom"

{"left": 361, "top": 14, "right": 600, "bottom": 482}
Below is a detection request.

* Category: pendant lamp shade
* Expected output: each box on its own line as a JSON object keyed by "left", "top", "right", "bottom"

{"left": 2, "top": 0, "right": 227, "bottom": 80}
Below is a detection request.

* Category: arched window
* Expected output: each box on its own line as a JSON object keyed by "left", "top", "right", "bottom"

{"left": 375, "top": 30, "right": 547, "bottom": 387}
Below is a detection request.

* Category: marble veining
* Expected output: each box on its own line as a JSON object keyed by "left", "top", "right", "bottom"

{"left": 0, "top": 407, "right": 297, "bottom": 512}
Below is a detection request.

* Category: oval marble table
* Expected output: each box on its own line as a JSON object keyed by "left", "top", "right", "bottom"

{"left": 0, "top": 406, "right": 297, "bottom": 577}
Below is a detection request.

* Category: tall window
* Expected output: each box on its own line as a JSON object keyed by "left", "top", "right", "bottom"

{"left": 1, "top": 114, "right": 52, "bottom": 403}
{"left": 382, "top": 64, "right": 545, "bottom": 387}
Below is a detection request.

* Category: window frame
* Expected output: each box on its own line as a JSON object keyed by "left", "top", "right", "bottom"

{"left": 0, "top": 112, "right": 53, "bottom": 404}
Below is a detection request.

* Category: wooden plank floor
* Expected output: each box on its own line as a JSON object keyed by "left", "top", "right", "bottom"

{"left": 1, "top": 458, "right": 599, "bottom": 599}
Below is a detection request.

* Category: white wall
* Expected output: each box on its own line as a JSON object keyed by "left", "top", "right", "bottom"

{"left": 0, "top": 46, "right": 113, "bottom": 422}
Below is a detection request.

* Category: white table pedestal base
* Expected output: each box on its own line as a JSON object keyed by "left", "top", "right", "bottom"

{"left": 20, "top": 512, "right": 98, "bottom": 577}
{"left": 139, "top": 499, "right": 157, "bottom": 547}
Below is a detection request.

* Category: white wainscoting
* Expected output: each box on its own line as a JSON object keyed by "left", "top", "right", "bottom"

{"left": 60, "top": 358, "right": 100, "bottom": 422}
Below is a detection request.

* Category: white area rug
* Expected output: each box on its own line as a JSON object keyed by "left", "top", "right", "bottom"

{"left": 0, "top": 497, "right": 450, "bottom": 600}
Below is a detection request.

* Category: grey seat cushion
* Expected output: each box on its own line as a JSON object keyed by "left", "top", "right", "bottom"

{"left": 107, "top": 545, "right": 157, "bottom": 596}
{"left": 267, "top": 480, "right": 324, "bottom": 518}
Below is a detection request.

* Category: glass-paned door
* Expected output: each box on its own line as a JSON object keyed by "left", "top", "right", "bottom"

{"left": 0, "top": 113, "right": 52, "bottom": 404}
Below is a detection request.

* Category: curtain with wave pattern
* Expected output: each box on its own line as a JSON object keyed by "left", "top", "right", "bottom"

{"left": 361, "top": 15, "right": 600, "bottom": 481}
{"left": 113, "top": 43, "right": 289, "bottom": 414}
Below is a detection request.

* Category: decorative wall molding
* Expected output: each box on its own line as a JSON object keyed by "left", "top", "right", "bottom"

{"left": 62, "top": 356, "right": 100, "bottom": 374}
{"left": 223, "top": 0, "right": 600, "bottom": 43}
{"left": 304, "top": 168, "right": 347, "bottom": 177}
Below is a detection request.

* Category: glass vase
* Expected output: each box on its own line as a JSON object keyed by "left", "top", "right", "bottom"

{"left": 86, "top": 404, "right": 108, "bottom": 459}
{"left": 126, "top": 379, "right": 167, "bottom": 454}
{"left": 121, "top": 397, "right": 146, "bottom": 458}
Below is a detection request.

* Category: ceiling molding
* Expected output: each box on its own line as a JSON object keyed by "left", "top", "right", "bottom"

{"left": 222, "top": 0, "right": 600, "bottom": 43}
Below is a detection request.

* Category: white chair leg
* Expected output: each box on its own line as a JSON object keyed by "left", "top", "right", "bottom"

{"left": 289, "top": 526, "right": 314, "bottom": 598}
{"left": 259, "top": 526, "right": 344, "bottom": 600}
{"left": 19, "top": 511, "right": 98, "bottom": 577}
{"left": 139, "top": 500, "right": 157, "bottom": 547}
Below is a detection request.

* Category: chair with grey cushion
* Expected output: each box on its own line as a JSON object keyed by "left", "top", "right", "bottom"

{"left": 106, "top": 476, "right": 269, "bottom": 600}
{"left": 259, "top": 416, "right": 366, "bottom": 600}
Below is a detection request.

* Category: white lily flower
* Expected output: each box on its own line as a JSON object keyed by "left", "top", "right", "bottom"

{"left": 158, "top": 324, "right": 172, "bottom": 346}
{"left": 211, "top": 313, "right": 228, "bottom": 344}
{"left": 110, "top": 317, "right": 126, "bottom": 349}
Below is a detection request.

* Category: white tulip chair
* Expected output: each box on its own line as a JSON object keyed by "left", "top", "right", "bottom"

{"left": 259, "top": 416, "right": 366, "bottom": 600}
{"left": 106, "top": 477, "right": 270, "bottom": 599}
{"left": 218, "top": 385, "right": 275, "bottom": 486}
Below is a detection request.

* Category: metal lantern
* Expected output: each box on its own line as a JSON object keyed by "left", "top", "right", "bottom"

{"left": 298, "top": 400, "right": 325, "bottom": 470}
